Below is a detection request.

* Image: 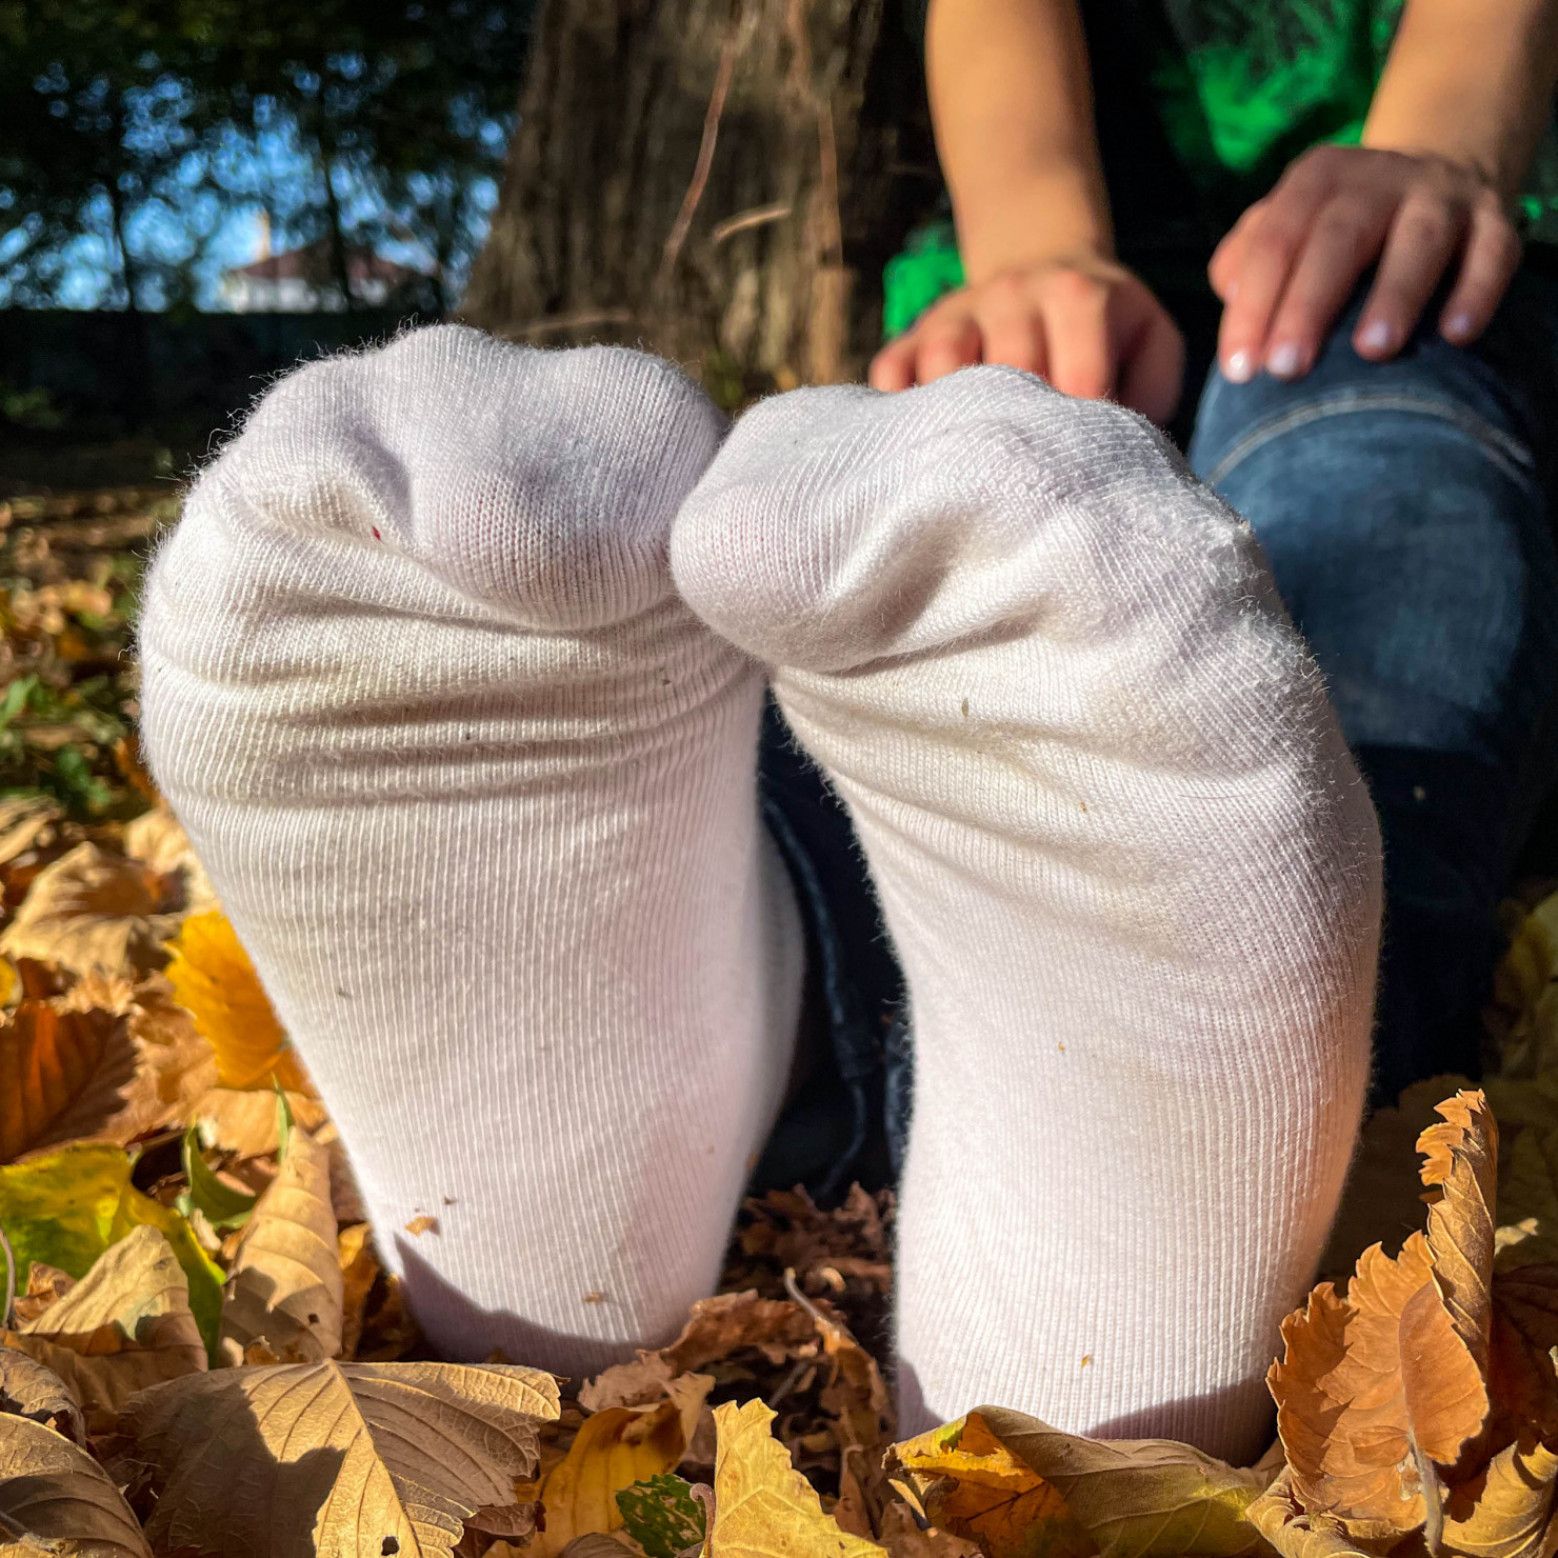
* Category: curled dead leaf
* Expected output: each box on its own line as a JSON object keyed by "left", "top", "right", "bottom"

{"left": 0, "top": 1347, "right": 85, "bottom": 1443}
{"left": 220, "top": 1126, "right": 343, "bottom": 1364}
{"left": 1247, "top": 1469, "right": 1386, "bottom": 1558}
{"left": 122, "top": 805, "right": 216, "bottom": 913}
{"left": 1442, "top": 1437, "right": 1558, "bottom": 1558}
{"left": 0, "top": 1410, "right": 152, "bottom": 1557}
{"left": 0, "top": 841, "right": 180, "bottom": 977}
{"left": 122, "top": 1360, "right": 560, "bottom": 1558}
{"left": 4, "top": 1223, "right": 205, "bottom": 1423}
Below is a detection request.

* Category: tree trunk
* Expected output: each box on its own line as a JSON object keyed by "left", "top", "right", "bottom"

{"left": 459, "top": 0, "right": 931, "bottom": 396}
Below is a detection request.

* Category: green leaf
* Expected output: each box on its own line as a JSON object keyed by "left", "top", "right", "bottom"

{"left": 616, "top": 1473, "right": 707, "bottom": 1558}
{"left": 178, "top": 1124, "right": 256, "bottom": 1231}
{"left": 275, "top": 1078, "right": 294, "bottom": 1164}
{"left": 0, "top": 674, "right": 37, "bottom": 731}
{"left": 0, "top": 1142, "right": 224, "bottom": 1356}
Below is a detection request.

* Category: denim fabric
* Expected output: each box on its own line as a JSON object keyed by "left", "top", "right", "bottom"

{"left": 759, "top": 264, "right": 1558, "bottom": 1196}
{"left": 1188, "top": 269, "right": 1558, "bottom": 1101}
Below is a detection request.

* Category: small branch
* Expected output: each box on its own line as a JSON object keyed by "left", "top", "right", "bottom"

{"left": 0, "top": 1223, "right": 15, "bottom": 1328}
{"left": 506, "top": 309, "right": 634, "bottom": 340}
{"left": 711, "top": 202, "right": 793, "bottom": 245}
{"left": 656, "top": 0, "right": 752, "bottom": 292}
{"left": 1415, "top": 1441, "right": 1445, "bottom": 1556}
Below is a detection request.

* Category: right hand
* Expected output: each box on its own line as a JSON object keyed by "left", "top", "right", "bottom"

{"left": 869, "top": 254, "right": 1186, "bottom": 425}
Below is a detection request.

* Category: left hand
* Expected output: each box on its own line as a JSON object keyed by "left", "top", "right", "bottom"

{"left": 1209, "top": 143, "right": 1522, "bottom": 381}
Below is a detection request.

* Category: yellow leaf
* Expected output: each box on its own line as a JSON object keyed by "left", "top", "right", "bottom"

{"left": 122, "top": 1359, "right": 560, "bottom": 1558}
{"left": 706, "top": 1398, "right": 885, "bottom": 1557}
{"left": 0, "top": 1412, "right": 153, "bottom": 1557}
{"left": 897, "top": 1408, "right": 1268, "bottom": 1558}
{"left": 220, "top": 1127, "right": 342, "bottom": 1364}
{"left": 165, "top": 909, "right": 307, "bottom": 1090}
{"left": 1443, "top": 1438, "right": 1558, "bottom": 1558}
{"left": 1421, "top": 1091, "right": 1498, "bottom": 1374}
{"left": 0, "top": 841, "right": 180, "bottom": 977}
{"left": 5, "top": 1223, "right": 205, "bottom": 1422}
{"left": 534, "top": 1394, "right": 704, "bottom": 1557}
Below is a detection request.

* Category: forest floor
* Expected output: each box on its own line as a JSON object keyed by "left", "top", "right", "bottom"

{"left": 0, "top": 474, "right": 1556, "bottom": 1557}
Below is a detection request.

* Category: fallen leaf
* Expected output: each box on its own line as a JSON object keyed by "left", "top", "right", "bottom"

{"left": 0, "top": 1411, "right": 152, "bottom": 1557}
{"left": 1271, "top": 1093, "right": 1499, "bottom": 1534}
{"left": 191, "top": 1083, "right": 327, "bottom": 1157}
{"left": 5, "top": 1223, "right": 205, "bottom": 1420}
{"left": 123, "top": 1360, "right": 560, "bottom": 1558}
{"left": 876, "top": 1502, "right": 983, "bottom": 1558}
{"left": 220, "top": 1126, "right": 343, "bottom": 1363}
{"left": 179, "top": 1123, "right": 257, "bottom": 1231}
{"left": 406, "top": 1214, "right": 439, "bottom": 1237}
{"left": 704, "top": 1398, "right": 885, "bottom": 1557}
{"left": 1272, "top": 1239, "right": 1488, "bottom": 1532}
{"left": 125, "top": 980, "right": 219, "bottom": 1122}
{"left": 0, "top": 841, "right": 179, "bottom": 976}
{"left": 1421, "top": 1091, "right": 1498, "bottom": 1376}
{"left": 164, "top": 908, "right": 308, "bottom": 1090}
{"left": 615, "top": 1473, "right": 708, "bottom": 1558}
{"left": 667, "top": 1290, "right": 822, "bottom": 1373}
{"left": 533, "top": 1392, "right": 707, "bottom": 1557}
{"left": 0, "top": 1348, "right": 85, "bottom": 1443}
{"left": 339, "top": 1222, "right": 379, "bottom": 1360}
{"left": 1246, "top": 1468, "right": 1385, "bottom": 1558}
{"left": 1442, "top": 1437, "right": 1558, "bottom": 1558}
{"left": 122, "top": 804, "right": 216, "bottom": 912}
{"left": 0, "top": 997, "right": 159, "bottom": 1164}
{"left": 897, "top": 1407, "right": 1268, "bottom": 1558}
{"left": 0, "top": 1142, "right": 223, "bottom": 1353}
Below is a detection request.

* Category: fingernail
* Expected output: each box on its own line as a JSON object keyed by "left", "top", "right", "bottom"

{"left": 1443, "top": 311, "right": 1473, "bottom": 342}
{"left": 1224, "top": 349, "right": 1254, "bottom": 383}
{"left": 1266, "top": 341, "right": 1302, "bottom": 379}
{"left": 1357, "top": 318, "right": 1394, "bottom": 354}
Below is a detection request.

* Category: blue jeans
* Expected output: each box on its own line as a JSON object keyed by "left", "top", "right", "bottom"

{"left": 758, "top": 263, "right": 1558, "bottom": 1196}
{"left": 1188, "top": 270, "right": 1558, "bottom": 1103}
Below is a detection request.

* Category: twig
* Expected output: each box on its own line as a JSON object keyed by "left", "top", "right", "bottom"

{"left": 1415, "top": 1441, "right": 1445, "bottom": 1555}
{"left": 656, "top": 0, "right": 752, "bottom": 292}
{"left": 507, "top": 309, "right": 634, "bottom": 340}
{"left": 711, "top": 202, "right": 793, "bottom": 245}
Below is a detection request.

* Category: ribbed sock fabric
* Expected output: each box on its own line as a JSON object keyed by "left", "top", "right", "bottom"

{"left": 139, "top": 325, "right": 803, "bottom": 1374}
{"left": 672, "top": 367, "right": 1381, "bottom": 1461}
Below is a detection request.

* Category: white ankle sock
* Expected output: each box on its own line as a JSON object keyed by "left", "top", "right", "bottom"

{"left": 672, "top": 368, "right": 1380, "bottom": 1461}
{"left": 140, "top": 325, "right": 803, "bottom": 1374}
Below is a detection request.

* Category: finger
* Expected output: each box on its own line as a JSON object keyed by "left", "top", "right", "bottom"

{"left": 1216, "top": 176, "right": 1329, "bottom": 380}
{"left": 1116, "top": 305, "right": 1186, "bottom": 425}
{"left": 1208, "top": 200, "right": 1264, "bottom": 301}
{"left": 1353, "top": 194, "right": 1463, "bottom": 360}
{"left": 869, "top": 337, "right": 917, "bottom": 392}
{"left": 1263, "top": 197, "right": 1390, "bottom": 377}
{"left": 1439, "top": 201, "right": 1522, "bottom": 344}
{"left": 1040, "top": 273, "right": 1114, "bottom": 399}
{"left": 975, "top": 282, "right": 1047, "bottom": 377}
{"left": 915, "top": 311, "right": 984, "bottom": 383}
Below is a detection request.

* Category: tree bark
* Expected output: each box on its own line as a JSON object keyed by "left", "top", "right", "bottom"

{"left": 459, "top": 0, "right": 931, "bottom": 395}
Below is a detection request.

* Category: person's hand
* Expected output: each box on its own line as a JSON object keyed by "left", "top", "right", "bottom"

{"left": 1210, "top": 143, "right": 1522, "bottom": 381}
{"left": 869, "top": 255, "right": 1186, "bottom": 424}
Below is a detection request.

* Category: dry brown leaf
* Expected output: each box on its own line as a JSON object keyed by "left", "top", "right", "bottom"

{"left": 0, "top": 1410, "right": 152, "bottom": 1557}
{"left": 1272, "top": 1237, "right": 1489, "bottom": 1532}
{"left": 0, "top": 841, "right": 180, "bottom": 977}
{"left": 191, "top": 1083, "right": 328, "bottom": 1157}
{"left": 876, "top": 1502, "right": 984, "bottom": 1558}
{"left": 1442, "top": 1438, "right": 1558, "bottom": 1558}
{"left": 122, "top": 804, "right": 216, "bottom": 912}
{"left": 4, "top": 1224, "right": 205, "bottom": 1421}
{"left": 164, "top": 908, "right": 308, "bottom": 1090}
{"left": 895, "top": 1407, "right": 1268, "bottom": 1558}
{"left": 122, "top": 1359, "right": 561, "bottom": 1558}
{"left": 1272, "top": 1093, "right": 1500, "bottom": 1534}
{"left": 0, "top": 1348, "right": 85, "bottom": 1443}
{"left": 11, "top": 1263, "right": 75, "bottom": 1326}
{"left": 0, "top": 795, "right": 62, "bottom": 871}
{"left": 220, "top": 1126, "right": 343, "bottom": 1363}
{"left": 1247, "top": 1469, "right": 1387, "bottom": 1558}
{"left": 125, "top": 979, "right": 220, "bottom": 1122}
{"left": 665, "top": 1290, "right": 822, "bottom": 1372}
{"left": 705, "top": 1398, "right": 885, "bottom": 1557}
{"left": 1421, "top": 1091, "right": 1499, "bottom": 1375}
{"left": 0, "top": 997, "right": 157, "bottom": 1163}
{"left": 339, "top": 1222, "right": 379, "bottom": 1361}
{"left": 532, "top": 1388, "right": 708, "bottom": 1558}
